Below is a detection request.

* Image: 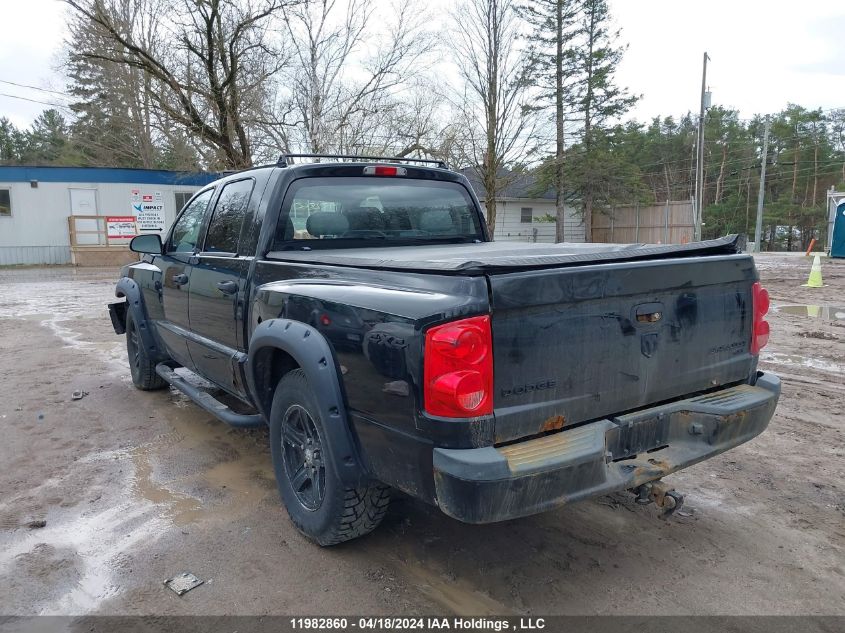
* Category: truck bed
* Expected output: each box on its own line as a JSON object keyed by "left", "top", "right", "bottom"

{"left": 266, "top": 234, "right": 743, "bottom": 274}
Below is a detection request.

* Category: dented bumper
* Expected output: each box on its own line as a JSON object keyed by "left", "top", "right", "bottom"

{"left": 432, "top": 373, "right": 780, "bottom": 523}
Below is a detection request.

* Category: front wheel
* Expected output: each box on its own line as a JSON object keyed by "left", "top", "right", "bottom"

{"left": 269, "top": 369, "right": 390, "bottom": 545}
{"left": 126, "top": 311, "right": 167, "bottom": 391}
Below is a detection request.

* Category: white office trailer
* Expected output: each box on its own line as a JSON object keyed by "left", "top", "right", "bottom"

{"left": 0, "top": 166, "right": 218, "bottom": 266}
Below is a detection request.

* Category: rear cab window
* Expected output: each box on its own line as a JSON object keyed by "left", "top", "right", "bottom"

{"left": 272, "top": 177, "right": 484, "bottom": 250}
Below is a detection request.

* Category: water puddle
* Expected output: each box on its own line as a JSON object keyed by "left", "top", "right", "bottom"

{"left": 774, "top": 305, "right": 845, "bottom": 320}
{"left": 128, "top": 416, "right": 273, "bottom": 528}
{"left": 0, "top": 268, "right": 128, "bottom": 376}
{"left": 132, "top": 444, "right": 205, "bottom": 527}
{"left": 0, "top": 419, "right": 270, "bottom": 614}
{"left": 0, "top": 482, "right": 167, "bottom": 615}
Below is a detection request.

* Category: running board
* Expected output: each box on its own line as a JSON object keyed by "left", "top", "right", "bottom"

{"left": 155, "top": 363, "right": 265, "bottom": 428}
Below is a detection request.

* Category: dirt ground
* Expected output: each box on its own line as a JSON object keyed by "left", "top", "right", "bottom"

{"left": 0, "top": 254, "right": 843, "bottom": 617}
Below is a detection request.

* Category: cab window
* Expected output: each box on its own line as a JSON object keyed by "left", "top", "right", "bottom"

{"left": 168, "top": 189, "right": 214, "bottom": 253}
{"left": 203, "top": 179, "right": 254, "bottom": 254}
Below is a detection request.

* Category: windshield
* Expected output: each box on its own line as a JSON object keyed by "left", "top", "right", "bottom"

{"left": 272, "top": 177, "right": 485, "bottom": 250}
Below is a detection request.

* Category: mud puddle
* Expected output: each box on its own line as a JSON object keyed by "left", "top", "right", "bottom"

{"left": 775, "top": 304, "right": 845, "bottom": 320}
{"left": 0, "top": 461, "right": 169, "bottom": 614}
{"left": 128, "top": 409, "right": 274, "bottom": 528}
{"left": 132, "top": 443, "right": 205, "bottom": 526}
{"left": 0, "top": 409, "right": 274, "bottom": 613}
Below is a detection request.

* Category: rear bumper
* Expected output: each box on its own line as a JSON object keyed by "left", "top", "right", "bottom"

{"left": 433, "top": 372, "right": 780, "bottom": 523}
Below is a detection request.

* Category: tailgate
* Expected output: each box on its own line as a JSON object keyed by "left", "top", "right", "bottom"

{"left": 489, "top": 254, "right": 757, "bottom": 444}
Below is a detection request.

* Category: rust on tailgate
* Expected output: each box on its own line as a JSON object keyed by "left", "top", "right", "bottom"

{"left": 540, "top": 415, "right": 566, "bottom": 433}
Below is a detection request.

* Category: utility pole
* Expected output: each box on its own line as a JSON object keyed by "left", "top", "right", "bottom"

{"left": 694, "top": 52, "right": 709, "bottom": 242}
{"left": 753, "top": 117, "right": 771, "bottom": 252}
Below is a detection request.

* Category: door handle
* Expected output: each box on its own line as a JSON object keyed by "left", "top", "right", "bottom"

{"left": 216, "top": 280, "right": 239, "bottom": 295}
{"left": 172, "top": 273, "right": 189, "bottom": 286}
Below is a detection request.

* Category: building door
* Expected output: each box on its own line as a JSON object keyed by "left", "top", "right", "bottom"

{"left": 69, "top": 188, "right": 101, "bottom": 245}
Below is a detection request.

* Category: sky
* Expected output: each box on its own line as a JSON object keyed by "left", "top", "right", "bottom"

{"left": 613, "top": 0, "right": 845, "bottom": 123}
{"left": 1, "top": 0, "right": 844, "bottom": 130}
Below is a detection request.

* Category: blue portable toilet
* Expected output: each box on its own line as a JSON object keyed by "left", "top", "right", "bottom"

{"left": 833, "top": 201, "right": 845, "bottom": 258}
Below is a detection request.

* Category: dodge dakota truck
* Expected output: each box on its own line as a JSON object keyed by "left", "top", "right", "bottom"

{"left": 109, "top": 154, "right": 780, "bottom": 545}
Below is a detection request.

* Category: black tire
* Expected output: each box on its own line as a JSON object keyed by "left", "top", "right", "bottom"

{"left": 270, "top": 369, "right": 390, "bottom": 546}
{"left": 126, "top": 311, "right": 167, "bottom": 391}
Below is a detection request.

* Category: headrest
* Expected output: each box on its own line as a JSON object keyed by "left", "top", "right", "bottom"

{"left": 345, "top": 207, "right": 386, "bottom": 231}
{"left": 306, "top": 212, "right": 349, "bottom": 237}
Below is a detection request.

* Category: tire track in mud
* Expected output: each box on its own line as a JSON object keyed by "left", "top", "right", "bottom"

{"left": 393, "top": 557, "right": 508, "bottom": 615}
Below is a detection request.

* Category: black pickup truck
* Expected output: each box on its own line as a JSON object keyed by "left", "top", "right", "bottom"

{"left": 109, "top": 155, "right": 780, "bottom": 545}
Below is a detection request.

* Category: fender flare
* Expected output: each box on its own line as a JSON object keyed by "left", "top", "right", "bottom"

{"left": 115, "top": 277, "right": 163, "bottom": 361}
{"left": 246, "top": 318, "right": 367, "bottom": 486}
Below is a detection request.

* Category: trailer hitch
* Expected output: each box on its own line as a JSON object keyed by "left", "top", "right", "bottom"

{"left": 632, "top": 480, "right": 685, "bottom": 519}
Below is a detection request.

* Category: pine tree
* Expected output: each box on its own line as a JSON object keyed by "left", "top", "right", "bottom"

{"left": 21, "top": 110, "right": 75, "bottom": 164}
{"left": 158, "top": 134, "right": 201, "bottom": 171}
{"left": 519, "top": 0, "right": 581, "bottom": 241}
{"left": 0, "top": 118, "right": 26, "bottom": 163}
{"left": 66, "top": 49, "right": 143, "bottom": 167}
{"left": 569, "top": 0, "right": 637, "bottom": 240}
{"left": 64, "top": 2, "right": 158, "bottom": 168}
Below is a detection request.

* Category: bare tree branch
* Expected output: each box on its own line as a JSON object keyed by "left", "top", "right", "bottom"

{"left": 447, "top": 0, "right": 536, "bottom": 233}
{"left": 65, "top": 0, "right": 294, "bottom": 169}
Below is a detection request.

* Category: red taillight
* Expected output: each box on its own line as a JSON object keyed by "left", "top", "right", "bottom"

{"left": 424, "top": 315, "right": 493, "bottom": 417}
{"left": 319, "top": 313, "right": 331, "bottom": 326}
{"left": 363, "top": 165, "right": 407, "bottom": 176}
{"left": 750, "top": 282, "right": 770, "bottom": 355}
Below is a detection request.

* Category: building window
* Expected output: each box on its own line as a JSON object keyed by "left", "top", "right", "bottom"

{"left": 174, "top": 191, "right": 194, "bottom": 213}
{"left": 520, "top": 207, "right": 533, "bottom": 223}
{"left": 0, "top": 189, "right": 11, "bottom": 216}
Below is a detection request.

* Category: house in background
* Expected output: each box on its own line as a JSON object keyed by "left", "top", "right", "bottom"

{"left": 459, "top": 168, "right": 586, "bottom": 243}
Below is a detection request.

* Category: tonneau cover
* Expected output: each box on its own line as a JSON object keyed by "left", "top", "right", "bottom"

{"left": 266, "top": 234, "right": 743, "bottom": 274}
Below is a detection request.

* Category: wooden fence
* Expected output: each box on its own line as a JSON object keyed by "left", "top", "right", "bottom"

{"left": 592, "top": 201, "right": 694, "bottom": 244}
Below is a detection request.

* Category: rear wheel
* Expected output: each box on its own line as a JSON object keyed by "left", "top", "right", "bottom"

{"left": 126, "top": 311, "right": 167, "bottom": 391}
{"left": 270, "top": 369, "right": 390, "bottom": 545}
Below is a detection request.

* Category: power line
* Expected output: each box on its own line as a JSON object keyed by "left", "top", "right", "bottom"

{"left": 0, "top": 79, "right": 71, "bottom": 99}
{"left": 0, "top": 92, "right": 75, "bottom": 112}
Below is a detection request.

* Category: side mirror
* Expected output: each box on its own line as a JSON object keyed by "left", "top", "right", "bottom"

{"left": 129, "top": 234, "right": 163, "bottom": 255}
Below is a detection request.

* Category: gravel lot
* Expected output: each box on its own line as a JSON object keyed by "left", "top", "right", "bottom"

{"left": 0, "top": 254, "right": 843, "bottom": 616}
